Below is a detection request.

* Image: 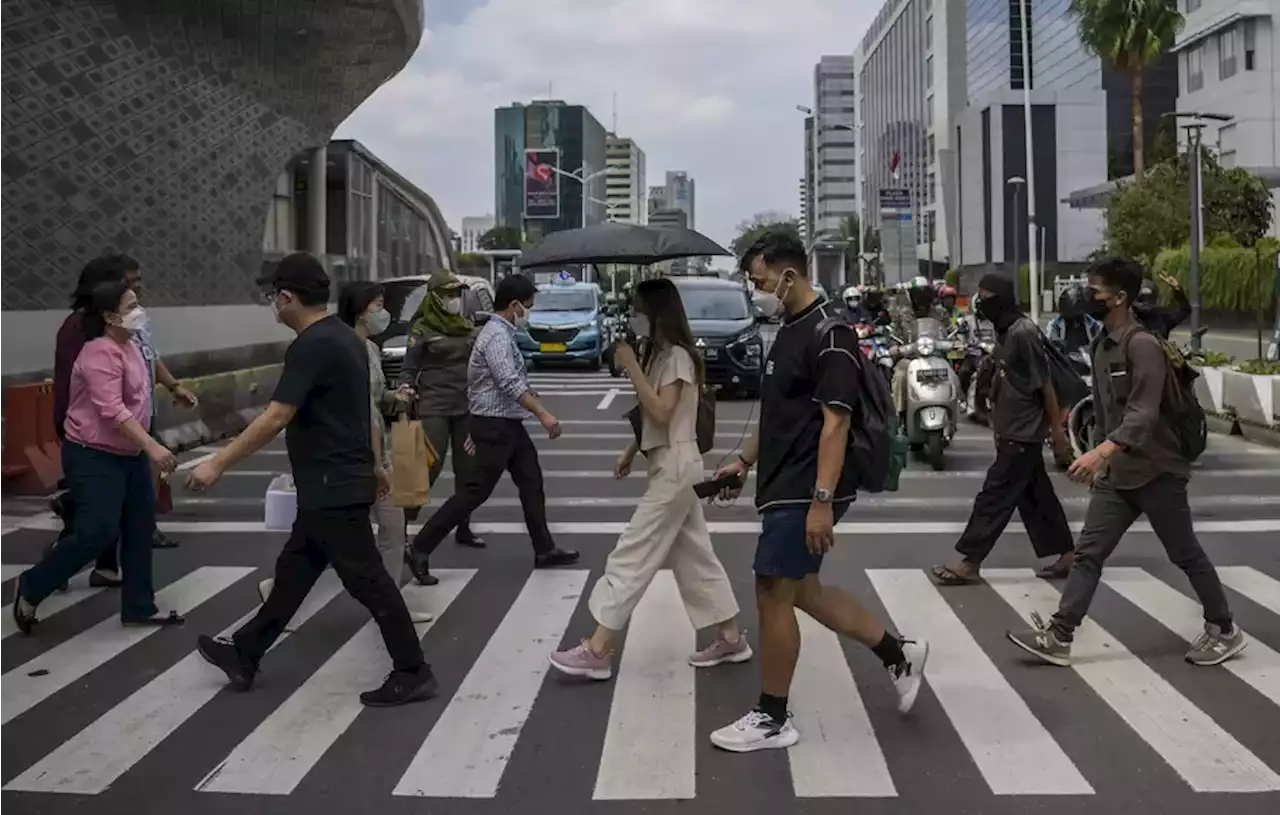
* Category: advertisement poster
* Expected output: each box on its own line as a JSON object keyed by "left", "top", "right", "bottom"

{"left": 524, "top": 149, "right": 560, "bottom": 219}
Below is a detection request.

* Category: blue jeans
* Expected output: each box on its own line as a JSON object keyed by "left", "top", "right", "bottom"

{"left": 20, "top": 442, "right": 159, "bottom": 622}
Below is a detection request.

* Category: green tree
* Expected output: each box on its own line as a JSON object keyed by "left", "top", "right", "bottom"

{"left": 730, "top": 211, "right": 802, "bottom": 259}
{"left": 837, "top": 213, "right": 862, "bottom": 267}
{"left": 478, "top": 225, "right": 523, "bottom": 251}
{"left": 1070, "top": 0, "right": 1183, "bottom": 179}
{"left": 455, "top": 252, "right": 489, "bottom": 271}
{"left": 1106, "top": 150, "right": 1275, "bottom": 266}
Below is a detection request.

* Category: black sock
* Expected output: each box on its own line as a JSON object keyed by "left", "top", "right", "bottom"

{"left": 756, "top": 692, "right": 788, "bottom": 723}
{"left": 871, "top": 632, "right": 905, "bottom": 668}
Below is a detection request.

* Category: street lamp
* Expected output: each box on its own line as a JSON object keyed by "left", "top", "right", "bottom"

{"left": 1163, "top": 111, "right": 1234, "bottom": 352}
{"left": 1007, "top": 176, "right": 1026, "bottom": 306}
{"left": 1016, "top": 0, "right": 1041, "bottom": 327}
{"left": 546, "top": 163, "right": 612, "bottom": 229}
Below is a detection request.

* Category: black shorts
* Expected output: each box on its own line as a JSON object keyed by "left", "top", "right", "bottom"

{"left": 753, "top": 502, "right": 851, "bottom": 580}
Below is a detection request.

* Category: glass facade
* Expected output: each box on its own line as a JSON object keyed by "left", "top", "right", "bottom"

{"left": 1033, "top": 0, "right": 1099, "bottom": 89}
{"left": 967, "top": 0, "right": 1010, "bottom": 100}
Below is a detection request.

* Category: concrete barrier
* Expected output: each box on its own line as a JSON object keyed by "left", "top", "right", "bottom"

{"left": 153, "top": 363, "right": 282, "bottom": 451}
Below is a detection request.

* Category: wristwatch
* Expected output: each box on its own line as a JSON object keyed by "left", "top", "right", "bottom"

{"left": 813, "top": 487, "right": 834, "bottom": 504}
{"left": 737, "top": 453, "right": 753, "bottom": 469}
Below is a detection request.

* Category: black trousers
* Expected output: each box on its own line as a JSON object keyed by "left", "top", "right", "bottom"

{"left": 1052, "top": 474, "right": 1232, "bottom": 639}
{"left": 955, "top": 439, "right": 1074, "bottom": 565}
{"left": 233, "top": 505, "right": 425, "bottom": 672}
{"left": 412, "top": 416, "right": 555, "bottom": 558}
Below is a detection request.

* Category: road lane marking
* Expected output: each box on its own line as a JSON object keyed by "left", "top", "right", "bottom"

{"left": 1218, "top": 567, "right": 1280, "bottom": 616}
{"left": 5, "top": 573, "right": 344, "bottom": 794}
{"left": 2, "top": 564, "right": 31, "bottom": 581}
{"left": 868, "top": 569, "right": 1091, "bottom": 795}
{"left": 596, "top": 388, "right": 621, "bottom": 411}
{"left": 788, "top": 610, "right": 897, "bottom": 797}
{"left": 196, "top": 571, "right": 475, "bottom": 795}
{"left": 985, "top": 568, "right": 1280, "bottom": 793}
{"left": 393, "top": 569, "right": 589, "bottom": 798}
{"left": 1, "top": 571, "right": 103, "bottom": 639}
{"left": 1, "top": 567, "right": 253, "bottom": 725}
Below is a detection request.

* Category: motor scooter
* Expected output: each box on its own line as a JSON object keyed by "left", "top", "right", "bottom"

{"left": 892, "top": 317, "right": 961, "bottom": 471}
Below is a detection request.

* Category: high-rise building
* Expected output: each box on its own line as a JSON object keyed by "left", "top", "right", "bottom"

{"left": 659, "top": 171, "right": 696, "bottom": 230}
{"left": 802, "top": 115, "right": 815, "bottom": 243}
{"left": 648, "top": 185, "right": 667, "bottom": 216}
{"left": 493, "top": 100, "right": 608, "bottom": 241}
{"left": 605, "top": 134, "right": 647, "bottom": 224}
{"left": 812, "top": 55, "right": 858, "bottom": 243}
{"left": 647, "top": 205, "right": 691, "bottom": 274}
{"left": 459, "top": 214, "right": 495, "bottom": 253}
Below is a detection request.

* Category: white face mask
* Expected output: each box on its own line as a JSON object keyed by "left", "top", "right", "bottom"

{"left": 629, "top": 314, "right": 651, "bottom": 338}
{"left": 269, "top": 292, "right": 288, "bottom": 324}
{"left": 121, "top": 307, "right": 148, "bottom": 333}
{"left": 755, "top": 273, "right": 793, "bottom": 318}
{"left": 365, "top": 307, "right": 391, "bottom": 335}
{"left": 513, "top": 304, "right": 530, "bottom": 328}
{"left": 442, "top": 296, "right": 464, "bottom": 316}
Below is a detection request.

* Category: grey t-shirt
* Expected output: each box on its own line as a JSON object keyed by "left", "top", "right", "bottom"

{"left": 988, "top": 317, "right": 1050, "bottom": 444}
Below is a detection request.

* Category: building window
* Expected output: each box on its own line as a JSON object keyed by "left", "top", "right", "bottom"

{"left": 926, "top": 55, "right": 933, "bottom": 89}
{"left": 1244, "top": 21, "right": 1256, "bottom": 70}
{"left": 1186, "top": 0, "right": 1200, "bottom": 10}
{"left": 928, "top": 172, "right": 936, "bottom": 204}
{"left": 926, "top": 94, "right": 934, "bottom": 128}
{"left": 927, "top": 134, "right": 935, "bottom": 165}
{"left": 1220, "top": 27, "right": 1238, "bottom": 79}
{"left": 1187, "top": 44, "right": 1203, "bottom": 92}
{"left": 926, "top": 19, "right": 933, "bottom": 50}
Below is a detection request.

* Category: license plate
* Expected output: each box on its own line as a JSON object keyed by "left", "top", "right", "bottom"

{"left": 923, "top": 407, "right": 944, "bottom": 424}
{"left": 703, "top": 348, "right": 719, "bottom": 359}
{"left": 540, "top": 343, "right": 567, "bottom": 353}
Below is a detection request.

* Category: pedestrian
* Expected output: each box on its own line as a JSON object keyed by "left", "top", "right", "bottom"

{"left": 13, "top": 280, "right": 183, "bottom": 634}
{"left": 709, "top": 232, "right": 928, "bottom": 753}
{"left": 930, "top": 273, "right": 1075, "bottom": 586}
{"left": 1007, "top": 256, "right": 1246, "bottom": 667}
{"left": 1135, "top": 273, "right": 1190, "bottom": 339}
{"left": 549, "top": 279, "right": 750, "bottom": 680}
{"left": 407, "top": 274, "right": 579, "bottom": 580}
{"left": 396, "top": 270, "right": 485, "bottom": 582}
{"left": 187, "top": 252, "right": 436, "bottom": 706}
{"left": 253, "top": 280, "right": 433, "bottom": 624}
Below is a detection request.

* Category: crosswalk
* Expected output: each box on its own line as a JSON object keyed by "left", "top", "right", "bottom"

{"left": 4, "top": 560, "right": 1280, "bottom": 802}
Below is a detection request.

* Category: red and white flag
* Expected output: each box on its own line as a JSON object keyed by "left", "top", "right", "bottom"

{"left": 889, "top": 150, "right": 901, "bottom": 181}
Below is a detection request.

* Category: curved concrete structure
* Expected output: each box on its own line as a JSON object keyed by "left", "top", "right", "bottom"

{"left": 1, "top": 0, "right": 424, "bottom": 311}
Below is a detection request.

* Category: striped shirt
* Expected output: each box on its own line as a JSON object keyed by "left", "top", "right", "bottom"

{"left": 468, "top": 315, "right": 532, "bottom": 419}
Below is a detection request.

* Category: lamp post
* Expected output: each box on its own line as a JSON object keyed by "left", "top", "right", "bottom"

{"left": 547, "top": 163, "right": 612, "bottom": 229}
{"left": 1007, "top": 176, "right": 1026, "bottom": 306}
{"left": 1164, "top": 111, "right": 1234, "bottom": 352}
{"left": 1016, "top": 0, "right": 1040, "bottom": 326}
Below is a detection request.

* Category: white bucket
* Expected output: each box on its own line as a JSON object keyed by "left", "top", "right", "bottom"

{"left": 264, "top": 473, "right": 297, "bottom": 532}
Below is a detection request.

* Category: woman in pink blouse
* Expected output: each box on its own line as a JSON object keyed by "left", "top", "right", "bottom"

{"left": 13, "top": 281, "right": 183, "bottom": 633}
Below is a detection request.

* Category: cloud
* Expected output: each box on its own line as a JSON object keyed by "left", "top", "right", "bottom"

{"left": 336, "top": 0, "right": 877, "bottom": 249}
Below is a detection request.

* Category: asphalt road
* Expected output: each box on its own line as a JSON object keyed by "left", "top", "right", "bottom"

{"left": 3, "top": 366, "right": 1279, "bottom": 815}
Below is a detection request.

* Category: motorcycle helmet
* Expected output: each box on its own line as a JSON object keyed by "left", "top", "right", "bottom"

{"left": 1057, "top": 282, "right": 1090, "bottom": 319}
{"left": 907, "top": 275, "right": 930, "bottom": 290}
{"left": 843, "top": 286, "right": 862, "bottom": 305}
{"left": 1135, "top": 278, "right": 1160, "bottom": 311}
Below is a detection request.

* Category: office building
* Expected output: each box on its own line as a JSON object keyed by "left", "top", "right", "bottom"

{"left": 459, "top": 215, "right": 495, "bottom": 253}
{"left": 856, "top": 3, "right": 963, "bottom": 277}
{"left": 1, "top": 0, "right": 423, "bottom": 380}
{"left": 647, "top": 171, "right": 696, "bottom": 230}
{"left": 605, "top": 134, "right": 647, "bottom": 224}
{"left": 802, "top": 116, "right": 815, "bottom": 242}
{"left": 812, "top": 55, "right": 859, "bottom": 241}
{"left": 799, "top": 176, "right": 810, "bottom": 238}
{"left": 493, "top": 100, "right": 608, "bottom": 241}
{"left": 647, "top": 205, "right": 691, "bottom": 274}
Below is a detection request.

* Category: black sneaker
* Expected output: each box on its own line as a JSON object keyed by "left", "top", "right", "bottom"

{"left": 196, "top": 634, "right": 257, "bottom": 691}
{"left": 359, "top": 665, "right": 438, "bottom": 707}
{"left": 455, "top": 530, "right": 487, "bottom": 549}
{"left": 404, "top": 547, "right": 438, "bottom": 586}
{"left": 534, "top": 548, "right": 580, "bottom": 568}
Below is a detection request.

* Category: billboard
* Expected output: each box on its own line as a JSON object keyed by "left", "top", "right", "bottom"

{"left": 524, "top": 148, "right": 561, "bottom": 219}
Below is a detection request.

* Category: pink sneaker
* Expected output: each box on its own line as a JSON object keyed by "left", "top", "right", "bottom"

{"left": 689, "top": 633, "right": 753, "bottom": 668}
{"left": 549, "top": 640, "right": 613, "bottom": 680}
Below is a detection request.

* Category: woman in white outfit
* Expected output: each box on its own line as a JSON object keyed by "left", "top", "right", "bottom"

{"left": 550, "top": 278, "right": 750, "bottom": 680}
{"left": 258, "top": 281, "right": 432, "bottom": 624}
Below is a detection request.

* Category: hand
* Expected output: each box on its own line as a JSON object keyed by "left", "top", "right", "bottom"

{"left": 463, "top": 434, "right": 476, "bottom": 456}
{"left": 805, "top": 500, "right": 836, "bottom": 556}
{"left": 170, "top": 385, "right": 198, "bottom": 409}
{"left": 1158, "top": 273, "right": 1181, "bottom": 291}
{"left": 1067, "top": 448, "right": 1108, "bottom": 485}
{"left": 538, "top": 410, "right": 562, "bottom": 440}
{"left": 185, "top": 458, "right": 224, "bottom": 492}
{"left": 1050, "top": 428, "right": 1072, "bottom": 463}
{"left": 146, "top": 441, "right": 177, "bottom": 473}
{"left": 612, "top": 341, "right": 638, "bottom": 372}
{"left": 714, "top": 458, "right": 749, "bottom": 501}
{"left": 614, "top": 449, "right": 634, "bottom": 480}
{"left": 394, "top": 384, "right": 416, "bottom": 403}
{"left": 374, "top": 465, "right": 391, "bottom": 501}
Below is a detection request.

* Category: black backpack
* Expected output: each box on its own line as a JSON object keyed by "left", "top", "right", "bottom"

{"left": 1039, "top": 334, "right": 1091, "bottom": 409}
{"left": 1115, "top": 329, "right": 1208, "bottom": 462}
{"left": 810, "top": 315, "right": 906, "bottom": 493}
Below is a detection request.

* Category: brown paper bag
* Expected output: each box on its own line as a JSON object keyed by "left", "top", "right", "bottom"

{"left": 390, "top": 414, "right": 437, "bottom": 508}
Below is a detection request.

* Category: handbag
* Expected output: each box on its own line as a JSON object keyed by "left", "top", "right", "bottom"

{"left": 389, "top": 412, "right": 438, "bottom": 507}
{"left": 624, "top": 384, "right": 716, "bottom": 455}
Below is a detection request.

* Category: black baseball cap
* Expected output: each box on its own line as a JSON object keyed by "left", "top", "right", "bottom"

{"left": 256, "top": 252, "right": 330, "bottom": 294}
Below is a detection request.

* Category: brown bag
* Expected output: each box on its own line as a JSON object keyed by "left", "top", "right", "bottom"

{"left": 390, "top": 414, "right": 437, "bottom": 508}
{"left": 155, "top": 475, "right": 173, "bottom": 515}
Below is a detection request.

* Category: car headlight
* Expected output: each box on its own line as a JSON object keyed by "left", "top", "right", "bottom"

{"left": 383, "top": 346, "right": 407, "bottom": 359}
{"left": 916, "top": 337, "right": 935, "bottom": 357}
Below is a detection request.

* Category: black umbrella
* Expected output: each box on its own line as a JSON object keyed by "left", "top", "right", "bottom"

{"left": 516, "top": 222, "right": 730, "bottom": 268}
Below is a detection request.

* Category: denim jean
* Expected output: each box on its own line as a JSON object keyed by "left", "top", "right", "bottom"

{"left": 20, "top": 442, "right": 159, "bottom": 622}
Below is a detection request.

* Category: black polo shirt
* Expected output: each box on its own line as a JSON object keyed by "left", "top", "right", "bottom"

{"left": 756, "top": 297, "right": 861, "bottom": 511}
{"left": 272, "top": 315, "right": 376, "bottom": 511}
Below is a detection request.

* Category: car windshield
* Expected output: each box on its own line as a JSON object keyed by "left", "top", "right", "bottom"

{"left": 678, "top": 288, "right": 751, "bottom": 321}
{"left": 532, "top": 290, "right": 597, "bottom": 312}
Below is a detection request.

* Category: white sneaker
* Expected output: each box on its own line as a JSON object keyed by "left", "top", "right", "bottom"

{"left": 888, "top": 639, "right": 929, "bottom": 714}
{"left": 408, "top": 609, "right": 434, "bottom": 624}
{"left": 257, "top": 578, "right": 274, "bottom": 603}
{"left": 709, "top": 709, "right": 799, "bottom": 753}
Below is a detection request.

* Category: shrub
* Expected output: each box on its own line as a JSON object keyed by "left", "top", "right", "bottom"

{"left": 1152, "top": 237, "right": 1278, "bottom": 314}
{"left": 1198, "top": 350, "right": 1234, "bottom": 368}
{"left": 1237, "top": 359, "right": 1280, "bottom": 376}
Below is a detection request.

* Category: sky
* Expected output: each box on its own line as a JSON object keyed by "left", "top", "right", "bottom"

{"left": 334, "top": 0, "right": 879, "bottom": 250}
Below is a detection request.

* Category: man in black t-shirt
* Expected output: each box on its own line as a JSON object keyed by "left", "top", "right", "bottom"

{"left": 708, "top": 232, "right": 928, "bottom": 754}
{"left": 186, "top": 253, "right": 435, "bottom": 707}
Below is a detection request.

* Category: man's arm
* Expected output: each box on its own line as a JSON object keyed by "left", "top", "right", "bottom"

{"left": 1105, "top": 333, "right": 1167, "bottom": 454}
{"left": 481, "top": 332, "right": 554, "bottom": 420}
{"left": 815, "top": 403, "right": 852, "bottom": 492}
{"left": 206, "top": 401, "right": 297, "bottom": 473}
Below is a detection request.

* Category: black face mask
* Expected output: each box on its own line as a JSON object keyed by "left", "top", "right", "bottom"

{"left": 1082, "top": 286, "right": 1112, "bottom": 317}
{"left": 975, "top": 293, "right": 1012, "bottom": 323}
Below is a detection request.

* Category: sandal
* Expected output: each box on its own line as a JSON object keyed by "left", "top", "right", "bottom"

{"left": 122, "top": 610, "right": 185, "bottom": 627}
{"left": 930, "top": 564, "right": 981, "bottom": 586}
{"left": 1035, "top": 561, "right": 1073, "bottom": 580}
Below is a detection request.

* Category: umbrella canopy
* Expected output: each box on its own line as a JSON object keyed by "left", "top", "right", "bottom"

{"left": 516, "top": 222, "right": 730, "bottom": 268}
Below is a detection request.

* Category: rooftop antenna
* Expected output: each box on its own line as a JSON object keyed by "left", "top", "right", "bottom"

{"left": 612, "top": 91, "right": 618, "bottom": 133}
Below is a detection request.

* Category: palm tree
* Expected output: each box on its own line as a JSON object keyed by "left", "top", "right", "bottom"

{"left": 837, "top": 213, "right": 861, "bottom": 268}
{"left": 1070, "top": 0, "right": 1184, "bottom": 179}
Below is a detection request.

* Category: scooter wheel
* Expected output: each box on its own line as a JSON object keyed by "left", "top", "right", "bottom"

{"left": 925, "top": 433, "right": 945, "bottom": 471}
